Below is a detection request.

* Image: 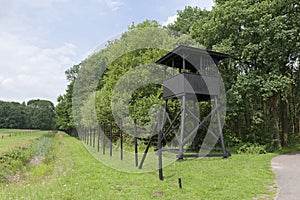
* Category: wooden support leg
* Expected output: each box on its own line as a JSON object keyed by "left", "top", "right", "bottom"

{"left": 214, "top": 96, "right": 228, "bottom": 158}
{"left": 178, "top": 96, "right": 186, "bottom": 160}
{"left": 158, "top": 100, "right": 167, "bottom": 181}
{"left": 158, "top": 128, "right": 164, "bottom": 181}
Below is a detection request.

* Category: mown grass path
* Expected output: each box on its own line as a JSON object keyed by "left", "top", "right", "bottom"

{"left": 0, "top": 132, "right": 276, "bottom": 199}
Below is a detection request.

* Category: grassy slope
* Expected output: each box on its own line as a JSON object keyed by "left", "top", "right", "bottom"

{"left": 0, "top": 133, "right": 276, "bottom": 200}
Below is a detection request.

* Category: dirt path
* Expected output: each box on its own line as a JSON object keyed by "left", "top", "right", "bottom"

{"left": 271, "top": 151, "right": 300, "bottom": 200}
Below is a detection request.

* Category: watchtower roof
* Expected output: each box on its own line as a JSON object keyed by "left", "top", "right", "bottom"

{"left": 155, "top": 45, "right": 229, "bottom": 71}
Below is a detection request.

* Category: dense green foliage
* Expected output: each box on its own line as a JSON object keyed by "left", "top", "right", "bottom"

{"left": 56, "top": 20, "right": 201, "bottom": 133}
{"left": 0, "top": 99, "right": 56, "bottom": 130}
{"left": 56, "top": 1, "right": 299, "bottom": 150}
{"left": 0, "top": 101, "right": 25, "bottom": 129}
{"left": 0, "top": 145, "right": 32, "bottom": 183}
{"left": 168, "top": 1, "right": 300, "bottom": 149}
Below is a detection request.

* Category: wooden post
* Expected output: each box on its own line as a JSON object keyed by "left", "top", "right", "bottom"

{"left": 97, "top": 125, "right": 100, "bottom": 152}
{"left": 157, "top": 112, "right": 164, "bottom": 181}
{"left": 83, "top": 128, "right": 85, "bottom": 143}
{"left": 120, "top": 120, "right": 123, "bottom": 160}
{"left": 214, "top": 96, "right": 228, "bottom": 158}
{"left": 90, "top": 128, "right": 92, "bottom": 146}
{"left": 134, "top": 119, "right": 138, "bottom": 167}
{"left": 86, "top": 128, "right": 88, "bottom": 145}
{"left": 102, "top": 124, "right": 105, "bottom": 155}
{"left": 110, "top": 121, "right": 113, "bottom": 157}
{"left": 83, "top": 127, "right": 85, "bottom": 142}
{"left": 86, "top": 128, "right": 88, "bottom": 144}
{"left": 93, "top": 128, "right": 96, "bottom": 147}
{"left": 178, "top": 96, "right": 186, "bottom": 160}
{"left": 178, "top": 178, "right": 182, "bottom": 189}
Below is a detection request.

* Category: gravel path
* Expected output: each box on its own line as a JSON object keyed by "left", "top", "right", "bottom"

{"left": 271, "top": 151, "right": 300, "bottom": 200}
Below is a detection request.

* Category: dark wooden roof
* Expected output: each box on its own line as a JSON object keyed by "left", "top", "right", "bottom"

{"left": 155, "top": 45, "right": 229, "bottom": 71}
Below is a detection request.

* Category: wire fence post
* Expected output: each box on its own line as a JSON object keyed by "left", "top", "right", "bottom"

{"left": 90, "top": 127, "right": 92, "bottom": 147}
{"left": 93, "top": 128, "right": 96, "bottom": 147}
{"left": 157, "top": 113, "right": 164, "bottom": 181}
{"left": 110, "top": 121, "right": 113, "bottom": 157}
{"left": 120, "top": 120, "right": 123, "bottom": 160}
{"left": 97, "top": 124, "right": 100, "bottom": 152}
{"left": 102, "top": 123, "right": 105, "bottom": 155}
{"left": 134, "top": 119, "right": 138, "bottom": 167}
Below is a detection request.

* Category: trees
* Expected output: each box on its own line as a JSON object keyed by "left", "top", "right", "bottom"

{"left": 167, "top": 6, "right": 210, "bottom": 35}
{"left": 0, "top": 99, "right": 56, "bottom": 130}
{"left": 55, "top": 82, "right": 75, "bottom": 133}
{"left": 64, "top": 20, "right": 202, "bottom": 132}
{"left": 57, "top": 1, "right": 299, "bottom": 148}
{"left": 169, "top": 0, "right": 299, "bottom": 148}
{"left": 26, "top": 99, "right": 56, "bottom": 130}
{"left": 0, "top": 101, "right": 26, "bottom": 129}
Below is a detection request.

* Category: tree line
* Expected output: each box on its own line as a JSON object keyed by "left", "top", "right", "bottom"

{"left": 0, "top": 99, "right": 56, "bottom": 130}
{"left": 54, "top": 0, "right": 298, "bottom": 150}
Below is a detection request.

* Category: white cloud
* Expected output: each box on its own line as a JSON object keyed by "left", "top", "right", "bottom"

{"left": 162, "top": 14, "right": 178, "bottom": 26}
{"left": 106, "top": 0, "right": 123, "bottom": 11}
{"left": 0, "top": 0, "right": 14, "bottom": 19}
{"left": 97, "top": 0, "right": 123, "bottom": 11}
{"left": 0, "top": 0, "right": 80, "bottom": 104}
{"left": 0, "top": 0, "right": 216, "bottom": 105}
{"left": 0, "top": 33, "right": 77, "bottom": 104}
{"left": 22, "top": 0, "right": 70, "bottom": 7}
{"left": 0, "top": 78, "right": 13, "bottom": 88}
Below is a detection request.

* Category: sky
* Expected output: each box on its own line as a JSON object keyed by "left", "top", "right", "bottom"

{"left": 0, "top": 0, "right": 214, "bottom": 105}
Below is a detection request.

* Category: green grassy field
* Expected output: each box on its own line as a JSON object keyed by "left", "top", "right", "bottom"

{"left": 0, "top": 131, "right": 276, "bottom": 199}
{"left": 0, "top": 129, "right": 45, "bottom": 153}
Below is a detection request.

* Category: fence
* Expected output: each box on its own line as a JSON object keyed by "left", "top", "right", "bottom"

{"left": 78, "top": 119, "right": 143, "bottom": 169}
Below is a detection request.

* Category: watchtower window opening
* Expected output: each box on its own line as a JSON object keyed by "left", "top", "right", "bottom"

{"left": 156, "top": 45, "right": 228, "bottom": 81}
{"left": 155, "top": 45, "right": 228, "bottom": 100}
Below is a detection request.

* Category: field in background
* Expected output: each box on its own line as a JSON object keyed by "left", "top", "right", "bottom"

{"left": 0, "top": 129, "right": 45, "bottom": 153}
{"left": 0, "top": 130, "right": 276, "bottom": 199}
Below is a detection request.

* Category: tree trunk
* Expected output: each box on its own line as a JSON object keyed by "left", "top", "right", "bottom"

{"left": 269, "top": 95, "right": 281, "bottom": 149}
{"left": 234, "top": 118, "right": 240, "bottom": 138}
{"left": 280, "top": 99, "right": 289, "bottom": 146}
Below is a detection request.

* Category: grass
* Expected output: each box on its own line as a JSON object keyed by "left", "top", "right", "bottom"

{"left": 0, "top": 130, "right": 55, "bottom": 183}
{"left": 0, "top": 132, "right": 276, "bottom": 199}
{"left": 33, "top": 137, "right": 53, "bottom": 157}
{"left": 0, "top": 129, "right": 45, "bottom": 153}
{"left": 277, "top": 143, "right": 300, "bottom": 155}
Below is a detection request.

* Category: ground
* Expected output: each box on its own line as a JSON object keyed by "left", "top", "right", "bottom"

{"left": 272, "top": 151, "right": 300, "bottom": 200}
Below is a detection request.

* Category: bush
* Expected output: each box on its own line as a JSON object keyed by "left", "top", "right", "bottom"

{"left": 33, "top": 137, "right": 53, "bottom": 157}
{"left": 0, "top": 146, "right": 33, "bottom": 182}
{"left": 237, "top": 143, "right": 267, "bottom": 154}
{"left": 225, "top": 134, "right": 243, "bottom": 148}
{"left": 0, "top": 132, "right": 55, "bottom": 183}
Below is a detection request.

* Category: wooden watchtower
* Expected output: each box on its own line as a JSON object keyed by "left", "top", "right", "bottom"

{"left": 139, "top": 45, "right": 230, "bottom": 180}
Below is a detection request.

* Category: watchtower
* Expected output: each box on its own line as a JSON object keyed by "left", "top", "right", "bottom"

{"left": 139, "top": 45, "right": 230, "bottom": 180}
